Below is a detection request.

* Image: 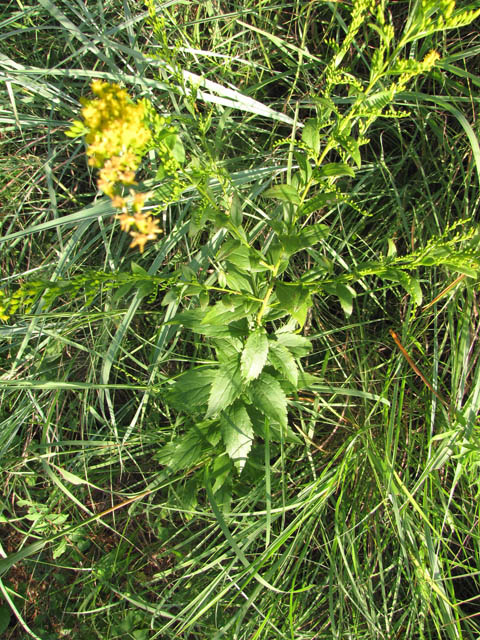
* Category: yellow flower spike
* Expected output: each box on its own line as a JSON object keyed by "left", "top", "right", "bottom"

{"left": 97, "top": 178, "right": 115, "bottom": 198}
{"left": 111, "top": 195, "right": 127, "bottom": 210}
{"left": 129, "top": 231, "right": 157, "bottom": 253}
{"left": 116, "top": 213, "right": 137, "bottom": 232}
{"left": 128, "top": 213, "right": 162, "bottom": 253}
{"left": 422, "top": 50, "right": 441, "bottom": 70}
{"left": 98, "top": 156, "right": 138, "bottom": 189}
{"left": 131, "top": 190, "right": 152, "bottom": 213}
{"left": 132, "top": 212, "right": 161, "bottom": 236}
{"left": 73, "top": 81, "right": 169, "bottom": 252}
{"left": 0, "top": 296, "right": 10, "bottom": 322}
{"left": 90, "top": 79, "right": 106, "bottom": 95}
{"left": 81, "top": 81, "right": 151, "bottom": 170}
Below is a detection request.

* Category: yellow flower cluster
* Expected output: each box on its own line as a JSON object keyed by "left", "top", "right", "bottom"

{"left": 0, "top": 291, "right": 9, "bottom": 322}
{"left": 81, "top": 80, "right": 151, "bottom": 170}
{"left": 113, "top": 190, "right": 162, "bottom": 253}
{"left": 97, "top": 153, "right": 137, "bottom": 197}
{"left": 393, "top": 49, "right": 441, "bottom": 93}
{"left": 0, "top": 283, "right": 41, "bottom": 322}
{"left": 422, "top": 49, "right": 441, "bottom": 70}
{"left": 78, "top": 80, "right": 162, "bottom": 252}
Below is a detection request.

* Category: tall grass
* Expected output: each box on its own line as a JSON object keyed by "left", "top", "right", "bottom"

{"left": 1, "top": 1, "right": 480, "bottom": 638}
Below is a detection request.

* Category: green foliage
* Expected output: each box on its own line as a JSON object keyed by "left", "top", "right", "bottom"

{"left": 0, "top": 266, "right": 171, "bottom": 319}
{"left": 2, "top": 0, "right": 480, "bottom": 637}
{"left": 164, "top": 325, "right": 310, "bottom": 496}
{"left": 220, "top": 403, "right": 254, "bottom": 472}
{"left": 240, "top": 328, "right": 269, "bottom": 382}
{"left": 1, "top": 0, "right": 478, "bottom": 504}
{"left": 135, "top": 0, "right": 480, "bottom": 498}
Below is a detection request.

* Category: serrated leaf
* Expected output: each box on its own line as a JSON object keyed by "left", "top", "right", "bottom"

{"left": 267, "top": 239, "right": 288, "bottom": 264}
{"left": 169, "top": 308, "right": 205, "bottom": 327}
{"left": 248, "top": 252, "right": 271, "bottom": 272}
{"left": 131, "top": 261, "right": 149, "bottom": 276}
{"left": 268, "top": 341, "right": 298, "bottom": 387}
{"left": 387, "top": 238, "right": 397, "bottom": 257}
{"left": 250, "top": 372, "right": 288, "bottom": 432}
{"left": 275, "top": 282, "right": 312, "bottom": 327}
{"left": 225, "top": 264, "right": 254, "bottom": 293}
{"left": 178, "top": 474, "right": 201, "bottom": 514}
{"left": 206, "top": 359, "right": 243, "bottom": 417}
{"left": 294, "top": 151, "right": 313, "bottom": 183}
{"left": 172, "top": 435, "right": 204, "bottom": 471}
{"left": 275, "top": 332, "right": 312, "bottom": 357}
{"left": 221, "top": 402, "right": 254, "bottom": 472}
{"left": 171, "top": 307, "right": 249, "bottom": 337}
{"left": 46, "top": 513, "right": 69, "bottom": 526}
{"left": 277, "top": 234, "right": 303, "bottom": 256}
{"left": 211, "top": 456, "right": 232, "bottom": 493}
{"left": 213, "top": 337, "right": 243, "bottom": 363}
{"left": 112, "top": 281, "right": 135, "bottom": 304}
{"left": 202, "top": 300, "right": 248, "bottom": 325}
{"left": 280, "top": 222, "right": 329, "bottom": 255}
{"left": 292, "top": 302, "right": 309, "bottom": 327}
{"left": 156, "top": 425, "right": 216, "bottom": 472}
{"left": 363, "top": 90, "right": 392, "bottom": 110}
{"left": 218, "top": 239, "right": 270, "bottom": 273}
{"left": 390, "top": 271, "right": 422, "bottom": 306}
{"left": 155, "top": 431, "right": 204, "bottom": 472}
{"left": 199, "top": 289, "right": 209, "bottom": 309}
{"left": 217, "top": 239, "right": 249, "bottom": 267}
{"left": 403, "top": 274, "right": 422, "bottom": 306}
{"left": 299, "top": 222, "right": 329, "bottom": 246}
{"left": 267, "top": 218, "right": 288, "bottom": 235}
{"left": 275, "top": 282, "right": 310, "bottom": 308}
{"left": 211, "top": 457, "right": 233, "bottom": 512}
{"left": 263, "top": 184, "right": 301, "bottom": 205}
{"left": 248, "top": 405, "right": 301, "bottom": 443}
{"left": 376, "top": 268, "right": 423, "bottom": 306}
{"left": 214, "top": 211, "right": 229, "bottom": 228}
{"left": 169, "top": 367, "right": 217, "bottom": 412}
{"left": 241, "top": 329, "right": 269, "bottom": 382}
{"left": 52, "top": 538, "right": 68, "bottom": 560}
{"left": 136, "top": 281, "right": 155, "bottom": 299}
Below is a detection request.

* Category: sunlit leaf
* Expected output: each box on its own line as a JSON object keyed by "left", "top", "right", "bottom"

{"left": 206, "top": 359, "right": 243, "bottom": 417}
{"left": 250, "top": 372, "right": 288, "bottom": 432}
{"left": 241, "top": 329, "right": 269, "bottom": 382}
{"left": 263, "top": 184, "right": 301, "bottom": 205}
{"left": 221, "top": 402, "right": 254, "bottom": 471}
{"left": 268, "top": 341, "right": 298, "bottom": 387}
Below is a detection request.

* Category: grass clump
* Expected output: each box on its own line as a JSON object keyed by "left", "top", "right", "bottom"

{"left": 1, "top": 1, "right": 480, "bottom": 638}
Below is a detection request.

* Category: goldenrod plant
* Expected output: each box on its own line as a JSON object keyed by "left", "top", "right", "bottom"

{"left": 1, "top": 0, "right": 480, "bottom": 637}
{"left": 54, "top": 0, "right": 480, "bottom": 489}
